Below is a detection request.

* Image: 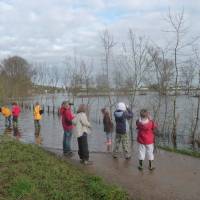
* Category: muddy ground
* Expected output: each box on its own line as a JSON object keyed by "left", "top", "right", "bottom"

{"left": 46, "top": 147, "right": 200, "bottom": 200}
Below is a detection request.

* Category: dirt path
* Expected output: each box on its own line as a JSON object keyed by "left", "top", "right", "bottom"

{"left": 46, "top": 147, "right": 200, "bottom": 200}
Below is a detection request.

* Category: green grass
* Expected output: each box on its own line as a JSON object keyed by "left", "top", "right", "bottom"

{"left": 158, "top": 145, "right": 200, "bottom": 158}
{"left": 0, "top": 136, "right": 129, "bottom": 200}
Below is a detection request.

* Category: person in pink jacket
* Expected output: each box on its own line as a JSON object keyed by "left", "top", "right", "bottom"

{"left": 136, "top": 109, "right": 157, "bottom": 171}
{"left": 12, "top": 102, "right": 21, "bottom": 128}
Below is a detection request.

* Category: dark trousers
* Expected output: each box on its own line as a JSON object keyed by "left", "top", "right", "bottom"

{"left": 12, "top": 116, "right": 18, "bottom": 128}
{"left": 13, "top": 116, "right": 18, "bottom": 135}
{"left": 77, "top": 133, "right": 89, "bottom": 161}
{"left": 34, "top": 120, "right": 41, "bottom": 136}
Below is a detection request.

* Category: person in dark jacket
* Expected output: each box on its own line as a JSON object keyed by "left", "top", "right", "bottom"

{"left": 60, "top": 101, "right": 74, "bottom": 156}
{"left": 101, "top": 108, "right": 113, "bottom": 151}
{"left": 113, "top": 102, "right": 133, "bottom": 159}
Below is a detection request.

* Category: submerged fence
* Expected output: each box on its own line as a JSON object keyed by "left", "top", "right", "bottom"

{"left": 20, "top": 102, "right": 61, "bottom": 116}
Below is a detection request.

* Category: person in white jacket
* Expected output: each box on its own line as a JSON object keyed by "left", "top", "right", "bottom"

{"left": 73, "top": 104, "right": 92, "bottom": 165}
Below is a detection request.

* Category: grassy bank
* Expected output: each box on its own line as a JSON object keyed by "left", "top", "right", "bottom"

{"left": 159, "top": 145, "right": 200, "bottom": 158}
{"left": 0, "top": 136, "right": 129, "bottom": 200}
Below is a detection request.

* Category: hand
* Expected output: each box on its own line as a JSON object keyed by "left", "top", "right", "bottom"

{"left": 148, "top": 113, "right": 152, "bottom": 120}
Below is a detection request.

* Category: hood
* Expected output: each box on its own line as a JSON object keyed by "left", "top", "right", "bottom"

{"left": 139, "top": 117, "right": 149, "bottom": 125}
{"left": 116, "top": 102, "right": 126, "bottom": 111}
{"left": 114, "top": 110, "right": 124, "bottom": 118}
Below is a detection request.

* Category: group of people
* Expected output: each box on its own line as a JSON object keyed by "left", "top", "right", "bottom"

{"left": 60, "top": 101, "right": 92, "bottom": 165}
{"left": 0, "top": 100, "right": 158, "bottom": 170}
{"left": 60, "top": 101, "right": 157, "bottom": 170}
{"left": 0, "top": 102, "right": 21, "bottom": 134}
{"left": 0, "top": 102, "right": 43, "bottom": 135}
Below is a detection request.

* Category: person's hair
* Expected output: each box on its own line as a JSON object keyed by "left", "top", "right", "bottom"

{"left": 61, "top": 101, "right": 69, "bottom": 107}
{"left": 140, "top": 109, "right": 148, "bottom": 119}
{"left": 35, "top": 102, "right": 39, "bottom": 106}
{"left": 77, "top": 104, "right": 87, "bottom": 113}
{"left": 12, "top": 102, "right": 17, "bottom": 106}
{"left": 101, "top": 108, "right": 106, "bottom": 114}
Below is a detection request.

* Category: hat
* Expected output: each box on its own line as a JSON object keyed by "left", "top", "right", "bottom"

{"left": 117, "top": 102, "right": 126, "bottom": 111}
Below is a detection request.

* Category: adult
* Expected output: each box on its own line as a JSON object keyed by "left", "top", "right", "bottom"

{"left": 73, "top": 104, "right": 92, "bottom": 165}
{"left": 60, "top": 101, "right": 74, "bottom": 156}
{"left": 113, "top": 102, "right": 133, "bottom": 159}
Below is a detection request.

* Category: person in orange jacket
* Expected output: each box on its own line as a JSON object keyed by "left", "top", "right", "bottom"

{"left": 33, "top": 102, "right": 43, "bottom": 136}
{"left": 0, "top": 106, "right": 12, "bottom": 128}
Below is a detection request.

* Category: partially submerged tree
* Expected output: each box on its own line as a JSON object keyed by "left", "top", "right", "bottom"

{"left": 118, "top": 30, "right": 150, "bottom": 141}
{"left": 164, "top": 9, "right": 187, "bottom": 148}
{"left": 190, "top": 48, "right": 200, "bottom": 149}
{"left": 120, "top": 30, "right": 150, "bottom": 107}
{"left": 148, "top": 46, "right": 174, "bottom": 141}
{"left": 100, "top": 29, "right": 116, "bottom": 116}
{"left": 180, "top": 59, "right": 195, "bottom": 95}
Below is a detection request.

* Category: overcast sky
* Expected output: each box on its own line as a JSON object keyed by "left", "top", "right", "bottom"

{"left": 0, "top": 0, "right": 199, "bottom": 64}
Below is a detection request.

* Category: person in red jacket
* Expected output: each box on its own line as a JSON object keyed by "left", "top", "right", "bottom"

{"left": 136, "top": 109, "right": 157, "bottom": 171}
{"left": 12, "top": 102, "right": 21, "bottom": 129}
{"left": 60, "top": 101, "right": 74, "bottom": 156}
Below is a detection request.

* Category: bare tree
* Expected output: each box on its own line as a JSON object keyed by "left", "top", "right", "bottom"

{"left": 48, "top": 66, "right": 60, "bottom": 89}
{"left": 112, "top": 65, "right": 125, "bottom": 101}
{"left": 78, "top": 59, "right": 94, "bottom": 106}
{"left": 100, "top": 29, "right": 116, "bottom": 87}
{"left": 180, "top": 59, "right": 195, "bottom": 95}
{"left": 165, "top": 9, "right": 187, "bottom": 148}
{"left": 100, "top": 29, "right": 116, "bottom": 115}
{"left": 190, "top": 48, "right": 200, "bottom": 149}
{"left": 118, "top": 29, "right": 150, "bottom": 141}
{"left": 148, "top": 46, "right": 174, "bottom": 140}
{"left": 120, "top": 30, "right": 150, "bottom": 108}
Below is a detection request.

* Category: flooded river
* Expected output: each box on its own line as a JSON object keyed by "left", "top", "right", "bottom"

{"left": 0, "top": 93, "right": 198, "bottom": 151}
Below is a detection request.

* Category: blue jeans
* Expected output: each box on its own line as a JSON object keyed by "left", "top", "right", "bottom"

{"left": 63, "top": 130, "right": 72, "bottom": 153}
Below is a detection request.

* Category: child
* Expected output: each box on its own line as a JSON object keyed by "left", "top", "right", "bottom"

{"left": 73, "top": 104, "right": 92, "bottom": 165}
{"left": 33, "top": 102, "right": 43, "bottom": 136}
{"left": 0, "top": 106, "right": 12, "bottom": 128}
{"left": 101, "top": 108, "right": 113, "bottom": 151}
{"left": 113, "top": 102, "right": 133, "bottom": 159}
{"left": 136, "top": 109, "right": 157, "bottom": 171}
{"left": 12, "top": 102, "right": 21, "bottom": 129}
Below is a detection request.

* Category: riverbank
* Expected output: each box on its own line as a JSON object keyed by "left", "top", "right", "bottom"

{"left": 0, "top": 136, "right": 129, "bottom": 200}
{"left": 46, "top": 145, "right": 200, "bottom": 200}
{"left": 158, "top": 145, "right": 200, "bottom": 158}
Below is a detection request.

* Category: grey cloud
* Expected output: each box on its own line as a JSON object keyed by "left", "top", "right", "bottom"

{"left": 0, "top": 0, "right": 199, "bottom": 64}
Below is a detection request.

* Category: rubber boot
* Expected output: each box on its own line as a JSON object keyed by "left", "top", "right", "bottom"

{"left": 148, "top": 160, "right": 155, "bottom": 171}
{"left": 138, "top": 160, "right": 143, "bottom": 170}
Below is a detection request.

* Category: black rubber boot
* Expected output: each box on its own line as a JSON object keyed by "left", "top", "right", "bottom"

{"left": 148, "top": 160, "right": 155, "bottom": 171}
{"left": 138, "top": 160, "right": 143, "bottom": 170}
